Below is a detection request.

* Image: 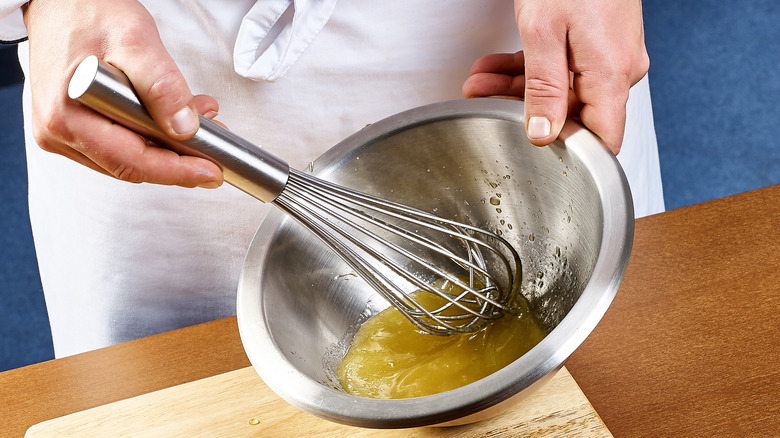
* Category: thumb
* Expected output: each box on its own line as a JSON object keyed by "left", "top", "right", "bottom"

{"left": 519, "top": 38, "right": 570, "bottom": 146}
{"left": 109, "top": 34, "right": 210, "bottom": 142}
{"left": 124, "top": 63, "right": 200, "bottom": 141}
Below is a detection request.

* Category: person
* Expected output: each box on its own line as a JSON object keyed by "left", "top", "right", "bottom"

{"left": 0, "top": 0, "right": 664, "bottom": 357}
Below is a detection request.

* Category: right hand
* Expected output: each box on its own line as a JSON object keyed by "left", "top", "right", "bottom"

{"left": 22, "top": 0, "right": 224, "bottom": 188}
{"left": 462, "top": 0, "right": 650, "bottom": 155}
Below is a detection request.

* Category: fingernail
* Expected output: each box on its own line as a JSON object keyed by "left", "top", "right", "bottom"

{"left": 171, "top": 107, "right": 199, "bottom": 136}
{"left": 527, "top": 116, "right": 551, "bottom": 139}
{"left": 203, "top": 110, "right": 218, "bottom": 120}
{"left": 198, "top": 180, "right": 221, "bottom": 189}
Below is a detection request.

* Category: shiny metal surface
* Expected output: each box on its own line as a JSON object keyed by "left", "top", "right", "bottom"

{"left": 68, "top": 56, "right": 289, "bottom": 202}
{"left": 274, "top": 168, "right": 522, "bottom": 335}
{"left": 237, "top": 98, "right": 634, "bottom": 428}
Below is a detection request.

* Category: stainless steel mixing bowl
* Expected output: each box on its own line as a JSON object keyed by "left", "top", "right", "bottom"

{"left": 237, "top": 98, "right": 634, "bottom": 428}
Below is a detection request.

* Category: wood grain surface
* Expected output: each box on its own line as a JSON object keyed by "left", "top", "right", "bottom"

{"left": 567, "top": 185, "right": 779, "bottom": 437}
{"left": 2, "top": 185, "right": 778, "bottom": 437}
{"left": 24, "top": 367, "right": 610, "bottom": 437}
{"left": 0, "top": 318, "right": 251, "bottom": 438}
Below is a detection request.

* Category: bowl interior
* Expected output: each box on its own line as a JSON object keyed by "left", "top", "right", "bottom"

{"left": 237, "top": 98, "right": 632, "bottom": 427}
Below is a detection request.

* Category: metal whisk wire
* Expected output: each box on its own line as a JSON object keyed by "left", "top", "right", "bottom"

{"left": 274, "top": 169, "right": 521, "bottom": 334}
{"left": 68, "top": 56, "right": 523, "bottom": 336}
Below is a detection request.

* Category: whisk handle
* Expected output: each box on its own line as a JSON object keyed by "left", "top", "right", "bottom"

{"left": 67, "top": 55, "right": 289, "bottom": 203}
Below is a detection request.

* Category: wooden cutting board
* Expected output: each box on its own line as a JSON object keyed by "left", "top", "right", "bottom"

{"left": 25, "top": 366, "right": 610, "bottom": 437}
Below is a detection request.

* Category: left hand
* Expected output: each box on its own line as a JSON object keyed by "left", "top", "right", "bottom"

{"left": 462, "top": 0, "right": 650, "bottom": 154}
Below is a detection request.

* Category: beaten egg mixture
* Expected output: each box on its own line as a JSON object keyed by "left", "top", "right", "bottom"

{"left": 337, "top": 280, "right": 545, "bottom": 399}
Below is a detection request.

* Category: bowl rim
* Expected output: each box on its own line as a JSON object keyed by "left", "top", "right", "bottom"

{"left": 237, "top": 97, "right": 634, "bottom": 428}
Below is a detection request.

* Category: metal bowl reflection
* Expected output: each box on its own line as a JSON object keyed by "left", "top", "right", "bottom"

{"left": 237, "top": 98, "right": 633, "bottom": 428}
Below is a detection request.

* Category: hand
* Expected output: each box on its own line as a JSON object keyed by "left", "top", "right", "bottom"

{"left": 22, "top": 0, "right": 224, "bottom": 187}
{"left": 462, "top": 0, "right": 650, "bottom": 154}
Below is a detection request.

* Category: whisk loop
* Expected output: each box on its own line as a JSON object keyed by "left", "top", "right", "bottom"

{"left": 274, "top": 169, "right": 522, "bottom": 334}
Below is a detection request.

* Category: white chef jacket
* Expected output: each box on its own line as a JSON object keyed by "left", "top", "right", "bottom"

{"left": 2, "top": 0, "right": 664, "bottom": 357}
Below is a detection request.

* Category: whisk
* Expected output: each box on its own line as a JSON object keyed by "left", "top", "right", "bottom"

{"left": 68, "top": 56, "right": 522, "bottom": 335}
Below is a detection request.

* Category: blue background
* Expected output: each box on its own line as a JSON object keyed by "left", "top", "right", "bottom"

{"left": 1, "top": 0, "right": 778, "bottom": 371}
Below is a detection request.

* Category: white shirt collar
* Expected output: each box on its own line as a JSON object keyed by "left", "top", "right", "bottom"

{"left": 233, "top": 0, "right": 338, "bottom": 82}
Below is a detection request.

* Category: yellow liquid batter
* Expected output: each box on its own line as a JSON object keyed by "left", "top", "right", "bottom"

{"left": 337, "top": 281, "right": 546, "bottom": 399}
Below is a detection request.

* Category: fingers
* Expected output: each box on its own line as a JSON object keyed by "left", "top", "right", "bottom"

{"left": 104, "top": 46, "right": 224, "bottom": 184}
{"left": 462, "top": 52, "right": 526, "bottom": 98}
{"left": 37, "top": 102, "right": 223, "bottom": 188}
{"left": 515, "top": 15, "right": 570, "bottom": 147}
{"left": 471, "top": 0, "right": 650, "bottom": 155}
{"left": 469, "top": 52, "right": 526, "bottom": 76}
{"left": 465, "top": 27, "right": 571, "bottom": 147}
{"left": 192, "top": 94, "right": 220, "bottom": 121}
{"left": 462, "top": 72, "right": 526, "bottom": 99}
{"left": 34, "top": 96, "right": 223, "bottom": 188}
{"left": 573, "top": 73, "right": 630, "bottom": 154}
{"left": 23, "top": 0, "right": 225, "bottom": 188}
{"left": 567, "top": 16, "right": 649, "bottom": 154}
{"left": 463, "top": 49, "right": 632, "bottom": 153}
{"left": 104, "top": 14, "right": 205, "bottom": 141}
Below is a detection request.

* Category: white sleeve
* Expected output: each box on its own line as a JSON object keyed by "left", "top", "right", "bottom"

{"left": 0, "top": 2, "right": 28, "bottom": 43}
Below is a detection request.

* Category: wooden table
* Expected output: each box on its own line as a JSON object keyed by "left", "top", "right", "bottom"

{"left": 2, "top": 185, "right": 778, "bottom": 437}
